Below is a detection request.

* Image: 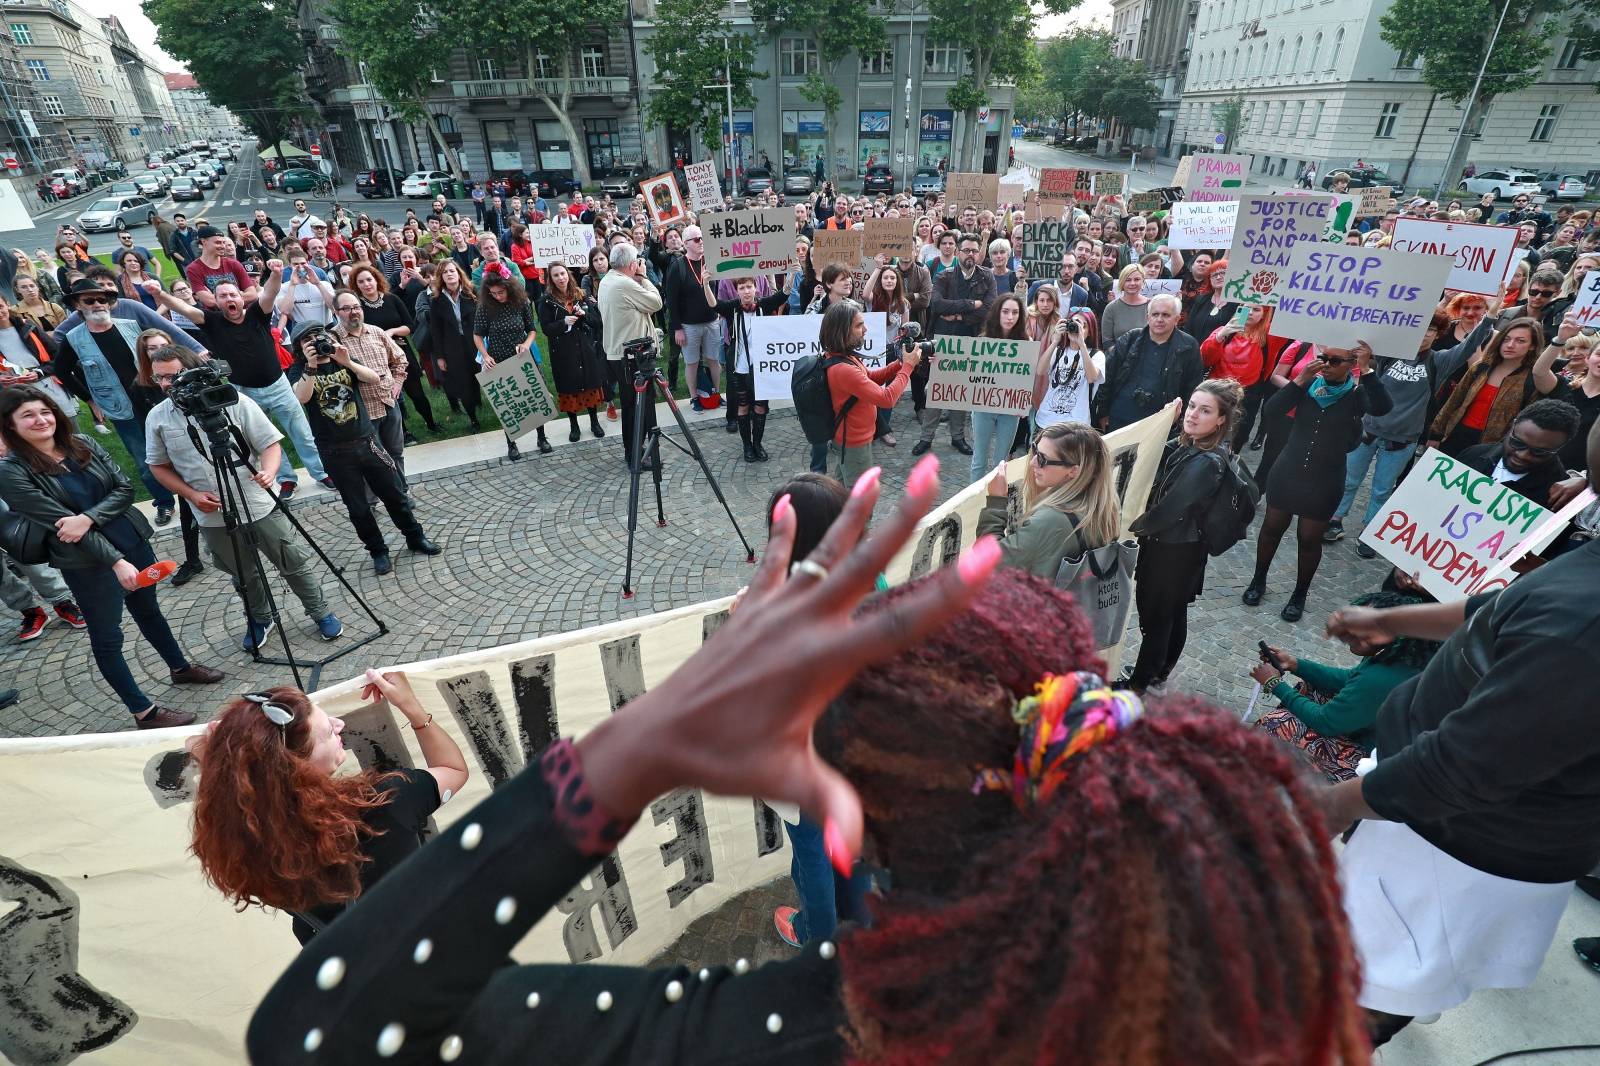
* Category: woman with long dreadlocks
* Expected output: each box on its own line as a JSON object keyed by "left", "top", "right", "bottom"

{"left": 246, "top": 456, "right": 1370, "bottom": 1066}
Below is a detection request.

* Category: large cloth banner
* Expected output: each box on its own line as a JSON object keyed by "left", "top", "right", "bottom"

{"left": 749, "top": 312, "right": 889, "bottom": 401}
{"left": 0, "top": 410, "right": 1171, "bottom": 1064}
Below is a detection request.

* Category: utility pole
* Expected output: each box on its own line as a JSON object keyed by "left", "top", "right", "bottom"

{"left": 1433, "top": 0, "right": 1513, "bottom": 199}
{"left": 902, "top": 75, "right": 913, "bottom": 191}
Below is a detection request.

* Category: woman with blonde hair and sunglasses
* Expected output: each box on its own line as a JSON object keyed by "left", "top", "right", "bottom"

{"left": 978, "top": 422, "right": 1120, "bottom": 580}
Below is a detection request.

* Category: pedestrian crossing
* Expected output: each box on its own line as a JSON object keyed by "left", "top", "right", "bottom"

{"left": 215, "top": 199, "right": 272, "bottom": 207}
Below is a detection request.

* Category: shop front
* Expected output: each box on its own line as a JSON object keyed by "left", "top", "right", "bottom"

{"left": 918, "top": 109, "right": 952, "bottom": 170}
{"left": 858, "top": 110, "right": 891, "bottom": 173}
{"left": 782, "top": 110, "right": 825, "bottom": 176}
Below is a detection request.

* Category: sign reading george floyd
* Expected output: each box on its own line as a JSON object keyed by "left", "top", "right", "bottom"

{"left": 1178, "top": 152, "right": 1252, "bottom": 203}
{"left": 749, "top": 312, "right": 888, "bottom": 401}
{"left": 702, "top": 208, "right": 795, "bottom": 279}
{"left": 1360, "top": 448, "right": 1555, "bottom": 602}
{"left": 1270, "top": 245, "right": 1455, "bottom": 357}
{"left": 1389, "top": 217, "right": 1520, "bottom": 296}
{"left": 1222, "top": 195, "right": 1333, "bottom": 305}
{"left": 925, "top": 333, "right": 1039, "bottom": 417}
{"left": 946, "top": 171, "right": 1000, "bottom": 211}
{"left": 1020, "top": 220, "right": 1070, "bottom": 281}
{"left": 477, "top": 350, "right": 556, "bottom": 440}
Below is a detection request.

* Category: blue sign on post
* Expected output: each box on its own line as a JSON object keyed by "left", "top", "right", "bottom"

{"left": 129, "top": 126, "right": 141, "bottom": 138}
{"left": 1214, "top": 133, "right": 1226, "bottom": 148}
{"left": 1012, "top": 124, "right": 1024, "bottom": 138}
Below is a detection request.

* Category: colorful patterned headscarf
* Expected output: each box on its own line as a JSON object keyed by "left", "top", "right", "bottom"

{"left": 973, "top": 671, "right": 1145, "bottom": 810}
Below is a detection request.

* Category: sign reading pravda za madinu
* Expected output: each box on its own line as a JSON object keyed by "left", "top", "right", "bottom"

{"left": 925, "top": 334, "right": 1038, "bottom": 417}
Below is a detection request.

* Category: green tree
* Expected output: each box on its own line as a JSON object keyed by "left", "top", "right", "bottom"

{"left": 929, "top": 0, "right": 1082, "bottom": 171}
{"left": 753, "top": 0, "right": 886, "bottom": 176}
{"left": 326, "top": 0, "right": 465, "bottom": 179}
{"left": 1100, "top": 65, "right": 1160, "bottom": 137}
{"left": 144, "top": 0, "right": 309, "bottom": 159}
{"left": 449, "top": 0, "right": 627, "bottom": 186}
{"left": 1039, "top": 28, "right": 1116, "bottom": 134}
{"left": 642, "top": 0, "right": 763, "bottom": 158}
{"left": 1211, "top": 93, "right": 1245, "bottom": 152}
{"left": 1379, "top": 0, "right": 1557, "bottom": 190}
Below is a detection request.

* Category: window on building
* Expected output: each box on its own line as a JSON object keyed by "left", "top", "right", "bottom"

{"left": 1329, "top": 28, "right": 1343, "bottom": 68}
{"left": 1307, "top": 33, "right": 1320, "bottom": 73}
{"left": 8, "top": 22, "right": 29, "bottom": 44}
{"left": 1245, "top": 44, "right": 1253, "bottom": 74}
{"left": 859, "top": 45, "right": 892, "bottom": 75}
{"left": 1291, "top": 36, "right": 1301, "bottom": 70}
{"left": 580, "top": 45, "right": 607, "bottom": 78}
{"left": 586, "top": 117, "right": 620, "bottom": 172}
{"left": 1257, "top": 101, "right": 1269, "bottom": 132}
{"left": 924, "top": 41, "right": 959, "bottom": 74}
{"left": 1274, "top": 38, "right": 1284, "bottom": 74}
{"left": 1375, "top": 101, "right": 1400, "bottom": 138}
{"left": 1531, "top": 104, "right": 1560, "bottom": 142}
{"left": 1230, "top": 47, "right": 1238, "bottom": 76}
{"left": 40, "top": 93, "right": 61, "bottom": 116}
{"left": 532, "top": 52, "right": 553, "bottom": 79}
{"left": 477, "top": 56, "right": 500, "bottom": 80}
{"left": 1557, "top": 39, "right": 1583, "bottom": 69}
{"left": 1273, "top": 100, "right": 1286, "bottom": 134}
{"left": 1290, "top": 99, "right": 1303, "bottom": 135}
{"left": 25, "top": 58, "right": 46, "bottom": 80}
{"left": 781, "top": 37, "right": 820, "bottom": 77}
{"left": 1310, "top": 99, "right": 1324, "bottom": 135}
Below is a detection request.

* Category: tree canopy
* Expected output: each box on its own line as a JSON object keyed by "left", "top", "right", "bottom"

{"left": 643, "top": 0, "right": 764, "bottom": 154}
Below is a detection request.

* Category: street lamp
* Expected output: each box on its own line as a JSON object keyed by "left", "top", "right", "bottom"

{"left": 701, "top": 36, "right": 739, "bottom": 197}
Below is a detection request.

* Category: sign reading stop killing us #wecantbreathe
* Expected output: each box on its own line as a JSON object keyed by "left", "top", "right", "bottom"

{"left": 748, "top": 312, "right": 888, "bottom": 402}
{"left": 1360, "top": 448, "right": 1554, "bottom": 602}
{"left": 925, "top": 334, "right": 1038, "bottom": 417}
{"left": 1270, "top": 245, "right": 1454, "bottom": 357}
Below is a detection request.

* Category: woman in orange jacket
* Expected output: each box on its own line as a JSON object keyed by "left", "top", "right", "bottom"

{"left": 822, "top": 302, "right": 921, "bottom": 482}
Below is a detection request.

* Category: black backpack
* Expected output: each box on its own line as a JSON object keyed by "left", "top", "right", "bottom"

{"left": 1200, "top": 448, "right": 1260, "bottom": 557}
{"left": 792, "top": 354, "right": 857, "bottom": 446}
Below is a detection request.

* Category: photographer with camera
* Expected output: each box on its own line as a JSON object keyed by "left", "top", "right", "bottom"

{"left": 287, "top": 322, "right": 441, "bottom": 576}
{"left": 597, "top": 244, "right": 663, "bottom": 471}
{"left": 820, "top": 302, "right": 921, "bottom": 483}
{"left": 143, "top": 348, "right": 342, "bottom": 652}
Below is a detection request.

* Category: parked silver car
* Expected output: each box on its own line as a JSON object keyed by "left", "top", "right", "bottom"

{"left": 911, "top": 167, "right": 944, "bottom": 195}
{"left": 783, "top": 167, "right": 815, "bottom": 196}
{"left": 77, "top": 194, "right": 157, "bottom": 232}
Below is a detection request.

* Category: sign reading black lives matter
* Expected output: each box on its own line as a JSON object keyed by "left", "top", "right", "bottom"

{"left": 703, "top": 208, "right": 795, "bottom": 280}
{"left": 1021, "top": 221, "right": 1070, "bottom": 282}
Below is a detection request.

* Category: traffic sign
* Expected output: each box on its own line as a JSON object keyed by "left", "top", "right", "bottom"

{"left": 2, "top": 156, "right": 17, "bottom": 171}
{"left": 129, "top": 126, "right": 141, "bottom": 138}
{"left": 1213, "top": 133, "right": 1226, "bottom": 148}
{"left": 309, "top": 143, "right": 322, "bottom": 156}
{"left": 1012, "top": 124, "right": 1024, "bottom": 138}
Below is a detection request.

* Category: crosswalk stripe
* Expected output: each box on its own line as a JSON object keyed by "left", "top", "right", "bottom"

{"left": 221, "top": 199, "right": 232, "bottom": 207}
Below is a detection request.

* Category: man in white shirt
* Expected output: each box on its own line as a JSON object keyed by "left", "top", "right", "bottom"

{"left": 274, "top": 248, "right": 336, "bottom": 331}
{"left": 597, "top": 244, "right": 664, "bottom": 470}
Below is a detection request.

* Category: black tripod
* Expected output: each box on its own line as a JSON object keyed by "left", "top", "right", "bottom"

{"left": 187, "top": 413, "right": 388, "bottom": 691}
{"left": 620, "top": 347, "right": 754, "bottom": 598}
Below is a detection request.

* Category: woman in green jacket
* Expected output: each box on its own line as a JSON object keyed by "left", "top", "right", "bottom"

{"left": 1249, "top": 590, "right": 1440, "bottom": 781}
{"left": 976, "top": 421, "right": 1121, "bottom": 579}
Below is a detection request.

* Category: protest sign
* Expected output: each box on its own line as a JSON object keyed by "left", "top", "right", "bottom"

{"left": 925, "top": 334, "right": 1040, "bottom": 417}
{"left": 1037, "top": 167, "right": 1082, "bottom": 201}
{"left": 863, "top": 217, "right": 917, "bottom": 260}
{"left": 477, "top": 350, "right": 556, "bottom": 439}
{"left": 1360, "top": 448, "right": 1556, "bottom": 601}
{"left": 1127, "top": 187, "right": 1182, "bottom": 214}
{"left": 998, "top": 182, "right": 1025, "bottom": 205}
{"left": 1324, "top": 193, "right": 1359, "bottom": 242}
{"left": 1167, "top": 199, "right": 1239, "bottom": 250}
{"left": 947, "top": 171, "right": 1000, "bottom": 211}
{"left": 524, "top": 223, "right": 595, "bottom": 267}
{"left": 1180, "top": 153, "right": 1251, "bottom": 203}
{"left": 810, "top": 226, "right": 863, "bottom": 272}
{"left": 1567, "top": 269, "right": 1600, "bottom": 329}
{"left": 1389, "top": 217, "right": 1520, "bottom": 296}
{"left": 1355, "top": 185, "right": 1396, "bottom": 218}
{"left": 1094, "top": 171, "right": 1125, "bottom": 198}
{"left": 1222, "top": 194, "right": 1334, "bottom": 305}
{"left": 1020, "top": 220, "right": 1070, "bottom": 280}
{"left": 1142, "top": 279, "right": 1182, "bottom": 298}
{"left": 749, "top": 312, "right": 888, "bottom": 401}
{"left": 640, "top": 172, "right": 688, "bottom": 227}
{"left": 702, "top": 208, "right": 795, "bottom": 279}
{"left": 682, "top": 159, "right": 722, "bottom": 213}
{"left": 1271, "top": 245, "right": 1454, "bottom": 356}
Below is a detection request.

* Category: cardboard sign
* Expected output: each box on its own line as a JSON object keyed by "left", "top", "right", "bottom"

{"left": 476, "top": 350, "right": 555, "bottom": 439}
{"left": 947, "top": 171, "right": 1000, "bottom": 211}
{"left": 1180, "top": 153, "right": 1252, "bottom": 203}
{"left": 1167, "top": 200, "right": 1239, "bottom": 250}
{"left": 1389, "top": 218, "right": 1520, "bottom": 296}
{"left": 702, "top": 208, "right": 795, "bottom": 279}
{"left": 1128, "top": 187, "right": 1182, "bottom": 214}
{"left": 1141, "top": 279, "right": 1182, "bottom": 298}
{"left": 810, "top": 226, "right": 864, "bottom": 271}
{"left": 640, "top": 172, "right": 688, "bottom": 227}
{"left": 1567, "top": 270, "right": 1600, "bottom": 329}
{"left": 748, "top": 311, "right": 889, "bottom": 401}
{"left": 1038, "top": 168, "right": 1118, "bottom": 205}
{"left": 1271, "top": 245, "right": 1455, "bottom": 357}
{"left": 862, "top": 217, "right": 917, "bottom": 261}
{"left": 523, "top": 223, "right": 596, "bottom": 268}
{"left": 1020, "top": 220, "right": 1070, "bottom": 281}
{"left": 1324, "top": 193, "right": 1359, "bottom": 242}
{"left": 997, "top": 182, "right": 1025, "bottom": 206}
{"left": 682, "top": 159, "right": 722, "bottom": 213}
{"left": 925, "top": 334, "right": 1039, "bottom": 417}
{"left": 1094, "top": 171, "right": 1125, "bottom": 198}
{"left": 1360, "top": 448, "right": 1554, "bottom": 601}
{"left": 1222, "top": 195, "right": 1334, "bottom": 306}
{"left": 1355, "top": 185, "right": 1395, "bottom": 218}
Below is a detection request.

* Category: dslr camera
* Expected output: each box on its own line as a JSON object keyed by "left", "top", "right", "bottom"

{"left": 894, "top": 320, "right": 936, "bottom": 358}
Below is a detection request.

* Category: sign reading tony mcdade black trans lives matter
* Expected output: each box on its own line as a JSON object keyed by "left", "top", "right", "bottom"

{"left": 703, "top": 208, "right": 796, "bottom": 280}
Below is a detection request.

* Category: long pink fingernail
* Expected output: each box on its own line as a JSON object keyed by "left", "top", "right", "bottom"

{"left": 906, "top": 453, "right": 940, "bottom": 497}
{"left": 772, "top": 493, "right": 793, "bottom": 525}
{"left": 957, "top": 535, "right": 1002, "bottom": 584}
{"left": 851, "top": 466, "right": 882, "bottom": 499}
{"left": 823, "top": 817, "right": 854, "bottom": 877}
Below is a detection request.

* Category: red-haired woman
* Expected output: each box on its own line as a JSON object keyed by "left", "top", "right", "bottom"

{"left": 247, "top": 460, "right": 1371, "bottom": 1065}
{"left": 190, "top": 672, "right": 468, "bottom": 946}
{"left": 1200, "top": 302, "right": 1284, "bottom": 447}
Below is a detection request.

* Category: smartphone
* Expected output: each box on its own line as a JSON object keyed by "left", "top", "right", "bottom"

{"left": 1231, "top": 304, "right": 1252, "bottom": 328}
{"left": 1258, "top": 640, "right": 1286, "bottom": 673}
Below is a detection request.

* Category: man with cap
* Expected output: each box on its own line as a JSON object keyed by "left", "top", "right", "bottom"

{"left": 184, "top": 226, "right": 259, "bottom": 309}
{"left": 51, "top": 269, "right": 207, "bottom": 360}
{"left": 663, "top": 225, "right": 723, "bottom": 412}
{"left": 286, "top": 319, "right": 440, "bottom": 575}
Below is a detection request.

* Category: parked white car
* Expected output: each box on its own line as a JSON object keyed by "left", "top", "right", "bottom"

{"left": 400, "top": 170, "right": 451, "bottom": 198}
{"left": 1461, "top": 170, "right": 1542, "bottom": 200}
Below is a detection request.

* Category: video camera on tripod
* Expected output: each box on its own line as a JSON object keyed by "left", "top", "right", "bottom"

{"left": 167, "top": 361, "right": 240, "bottom": 435}
{"left": 894, "top": 320, "right": 936, "bottom": 359}
{"left": 621, "top": 333, "right": 658, "bottom": 370}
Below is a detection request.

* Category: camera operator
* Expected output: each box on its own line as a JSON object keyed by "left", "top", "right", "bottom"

{"left": 332, "top": 290, "right": 411, "bottom": 486}
{"left": 287, "top": 322, "right": 441, "bottom": 576}
{"left": 597, "top": 244, "right": 663, "bottom": 471}
{"left": 143, "top": 349, "right": 343, "bottom": 651}
{"left": 821, "top": 302, "right": 921, "bottom": 482}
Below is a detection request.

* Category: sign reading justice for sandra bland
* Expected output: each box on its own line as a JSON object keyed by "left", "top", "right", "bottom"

{"left": 702, "top": 208, "right": 795, "bottom": 279}
{"left": 1359, "top": 448, "right": 1553, "bottom": 602}
{"left": 1270, "top": 245, "right": 1454, "bottom": 358}
{"left": 926, "top": 334, "right": 1038, "bottom": 417}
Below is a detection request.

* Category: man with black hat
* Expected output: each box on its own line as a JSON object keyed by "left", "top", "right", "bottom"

{"left": 183, "top": 225, "right": 258, "bottom": 309}
{"left": 286, "top": 319, "right": 440, "bottom": 575}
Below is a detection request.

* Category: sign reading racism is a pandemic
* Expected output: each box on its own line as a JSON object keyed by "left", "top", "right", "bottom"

{"left": 749, "top": 311, "right": 889, "bottom": 401}
{"left": 1222, "top": 194, "right": 1333, "bottom": 305}
{"left": 925, "top": 334, "right": 1039, "bottom": 417}
{"left": 702, "top": 208, "right": 795, "bottom": 279}
{"left": 1271, "top": 245, "right": 1454, "bottom": 356}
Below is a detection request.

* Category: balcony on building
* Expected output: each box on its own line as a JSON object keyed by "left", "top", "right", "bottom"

{"left": 449, "top": 76, "right": 631, "bottom": 107}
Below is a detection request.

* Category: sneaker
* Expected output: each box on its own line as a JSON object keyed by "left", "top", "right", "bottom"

{"left": 54, "top": 601, "right": 86, "bottom": 628}
{"left": 316, "top": 613, "right": 344, "bottom": 641}
{"left": 154, "top": 504, "right": 175, "bottom": 526}
{"left": 18, "top": 607, "right": 47, "bottom": 642}
{"left": 319, "top": 476, "right": 337, "bottom": 490}
{"left": 134, "top": 705, "right": 197, "bottom": 729}
{"left": 170, "top": 559, "right": 204, "bottom": 587}
{"left": 278, "top": 480, "right": 297, "bottom": 500}
{"left": 240, "top": 617, "right": 276, "bottom": 653}
{"left": 773, "top": 906, "right": 802, "bottom": 949}
{"left": 1323, "top": 520, "right": 1345, "bottom": 543}
{"left": 690, "top": 397, "right": 704, "bottom": 412}
{"left": 606, "top": 402, "right": 618, "bottom": 421}
{"left": 1357, "top": 542, "right": 1378, "bottom": 560}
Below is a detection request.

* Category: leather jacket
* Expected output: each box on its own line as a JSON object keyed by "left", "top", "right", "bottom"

{"left": 0, "top": 436, "right": 151, "bottom": 569}
{"left": 1129, "top": 437, "right": 1225, "bottom": 544}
